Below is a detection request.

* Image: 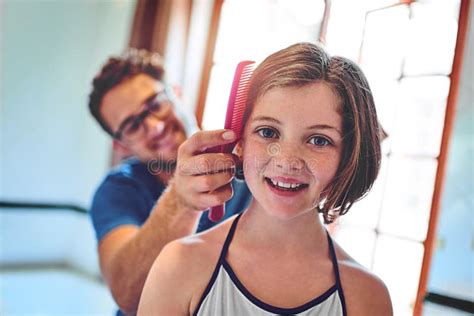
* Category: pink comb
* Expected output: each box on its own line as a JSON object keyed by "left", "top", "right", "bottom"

{"left": 208, "top": 60, "right": 255, "bottom": 222}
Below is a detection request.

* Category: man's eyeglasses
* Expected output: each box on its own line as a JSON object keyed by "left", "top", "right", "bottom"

{"left": 113, "top": 90, "right": 173, "bottom": 142}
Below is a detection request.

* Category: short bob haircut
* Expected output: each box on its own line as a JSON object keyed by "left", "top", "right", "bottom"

{"left": 242, "top": 42, "right": 383, "bottom": 224}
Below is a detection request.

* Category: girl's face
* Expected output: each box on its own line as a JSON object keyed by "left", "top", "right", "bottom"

{"left": 241, "top": 81, "right": 343, "bottom": 220}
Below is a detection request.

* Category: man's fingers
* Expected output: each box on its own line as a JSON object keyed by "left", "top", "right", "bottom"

{"left": 178, "top": 129, "right": 236, "bottom": 157}
{"left": 179, "top": 153, "right": 237, "bottom": 176}
{"left": 193, "top": 170, "right": 235, "bottom": 193}
{"left": 196, "top": 184, "right": 234, "bottom": 210}
{"left": 175, "top": 174, "right": 235, "bottom": 211}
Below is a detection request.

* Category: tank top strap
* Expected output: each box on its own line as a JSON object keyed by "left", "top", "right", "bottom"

{"left": 325, "top": 230, "right": 348, "bottom": 315}
{"left": 217, "top": 212, "right": 243, "bottom": 262}
{"left": 325, "top": 231, "right": 341, "bottom": 286}
{"left": 192, "top": 213, "right": 244, "bottom": 316}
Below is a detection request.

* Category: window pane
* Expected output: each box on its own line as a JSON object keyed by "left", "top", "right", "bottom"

{"left": 373, "top": 235, "right": 424, "bottom": 316}
{"left": 360, "top": 4, "right": 410, "bottom": 80}
{"left": 202, "top": 63, "right": 236, "bottom": 130}
{"left": 337, "top": 155, "right": 389, "bottom": 230}
{"left": 379, "top": 156, "right": 438, "bottom": 241}
{"left": 403, "top": 1, "right": 460, "bottom": 76}
{"left": 366, "top": 77, "right": 401, "bottom": 154}
{"left": 214, "top": 0, "right": 324, "bottom": 65}
{"left": 332, "top": 227, "right": 376, "bottom": 269}
{"left": 391, "top": 76, "right": 450, "bottom": 157}
{"left": 326, "top": 2, "right": 367, "bottom": 61}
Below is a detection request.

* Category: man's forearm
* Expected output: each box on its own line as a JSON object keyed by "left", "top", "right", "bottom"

{"left": 103, "top": 183, "right": 201, "bottom": 314}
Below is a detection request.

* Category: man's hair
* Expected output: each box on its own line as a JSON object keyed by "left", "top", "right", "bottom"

{"left": 244, "top": 42, "right": 384, "bottom": 224}
{"left": 88, "top": 48, "right": 165, "bottom": 136}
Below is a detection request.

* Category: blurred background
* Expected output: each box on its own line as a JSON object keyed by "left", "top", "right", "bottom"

{"left": 0, "top": 0, "right": 472, "bottom": 315}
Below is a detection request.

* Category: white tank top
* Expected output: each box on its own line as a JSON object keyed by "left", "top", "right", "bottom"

{"left": 193, "top": 213, "right": 348, "bottom": 315}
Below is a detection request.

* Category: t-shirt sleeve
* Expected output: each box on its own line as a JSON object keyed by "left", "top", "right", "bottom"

{"left": 89, "top": 175, "right": 149, "bottom": 242}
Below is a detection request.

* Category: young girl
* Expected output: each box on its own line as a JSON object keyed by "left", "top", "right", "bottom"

{"left": 138, "top": 42, "right": 393, "bottom": 315}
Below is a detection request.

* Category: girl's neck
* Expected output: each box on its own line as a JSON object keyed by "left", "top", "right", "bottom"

{"left": 237, "top": 200, "right": 329, "bottom": 256}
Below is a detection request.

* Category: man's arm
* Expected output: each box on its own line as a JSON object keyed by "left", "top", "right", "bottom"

{"left": 98, "top": 130, "right": 238, "bottom": 314}
{"left": 98, "top": 183, "right": 198, "bottom": 314}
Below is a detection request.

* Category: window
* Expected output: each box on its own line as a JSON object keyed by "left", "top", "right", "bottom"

{"left": 327, "top": 1, "right": 462, "bottom": 315}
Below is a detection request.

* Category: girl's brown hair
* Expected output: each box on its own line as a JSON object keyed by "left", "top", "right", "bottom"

{"left": 243, "top": 42, "right": 383, "bottom": 224}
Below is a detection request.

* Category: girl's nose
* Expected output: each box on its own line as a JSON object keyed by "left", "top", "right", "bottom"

{"left": 271, "top": 142, "right": 305, "bottom": 172}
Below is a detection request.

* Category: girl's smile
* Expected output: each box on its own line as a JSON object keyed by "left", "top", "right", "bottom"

{"left": 264, "top": 175, "right": 309, "bottom": 198}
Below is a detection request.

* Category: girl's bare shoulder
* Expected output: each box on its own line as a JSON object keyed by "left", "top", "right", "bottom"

{"left": 334, "top": 245, "right": 393, "bottom": 315}
{"left": 138, "top": 217, "right": 236, "bottom": 315}
{"left": 162, "top": 216, "right": 236, "bottom": 275}
{"left": 163, "top": 216, "right": 237, "bottom": 311}
{"left": 175, "top": 215, "right": 236, "bottom": 260}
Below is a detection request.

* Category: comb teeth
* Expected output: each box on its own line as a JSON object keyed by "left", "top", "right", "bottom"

{"left": 208, "top": 61, "right": 255, "bottom": 223}
{"left": 225, "top": 61, "right": 255, "bottom": 136}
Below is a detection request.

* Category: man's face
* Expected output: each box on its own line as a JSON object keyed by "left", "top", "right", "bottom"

{"left": 100, "top": 74, "right": 187, "bottom": 163}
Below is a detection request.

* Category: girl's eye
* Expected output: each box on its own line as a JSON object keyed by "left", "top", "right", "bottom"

{"left": 309, "top": 136, "right": 331, "bottom": 147}
{"left": 257, "top": 128, "right": 277, "bottom": 139}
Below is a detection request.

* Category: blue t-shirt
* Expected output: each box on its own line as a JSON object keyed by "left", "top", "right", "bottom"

{"left": 90, "top": 158, "right": 252, "bottom": 316}
{"left": 90, "top": 158, "right": 252, "bottom": 242}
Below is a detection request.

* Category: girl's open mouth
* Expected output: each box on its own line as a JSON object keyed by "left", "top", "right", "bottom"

{"left": 264, "top": 177, "right": 309, "bottom": 192}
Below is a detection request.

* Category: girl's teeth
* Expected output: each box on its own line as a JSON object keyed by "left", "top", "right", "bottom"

{"left": 269, "top": 178, "right": 302, "bottom": 189}
{"left": 279, "top": 182, "right": 291, "bottom": 188}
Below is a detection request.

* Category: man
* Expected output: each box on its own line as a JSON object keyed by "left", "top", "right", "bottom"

{"left": 88, "top": 48, "right": 251, "bottom": 315}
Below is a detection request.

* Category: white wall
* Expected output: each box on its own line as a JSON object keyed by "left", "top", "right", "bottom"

{"left": 1, "top": 0, "right": 135, "bottom": 207}
{"left": 0, "top": 0, "right": 136, "bottom": 272}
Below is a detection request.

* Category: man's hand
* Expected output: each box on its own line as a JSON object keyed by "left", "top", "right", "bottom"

{"left": 172, "top": 129, "right": 238, "bottom": 212}
{"left": 98, "top": 129, "right": 240, "bottom": 314}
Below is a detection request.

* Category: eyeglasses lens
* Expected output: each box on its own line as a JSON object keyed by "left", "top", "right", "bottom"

{"left": 119, "top": 92, "right": 171, "bottom": 141}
